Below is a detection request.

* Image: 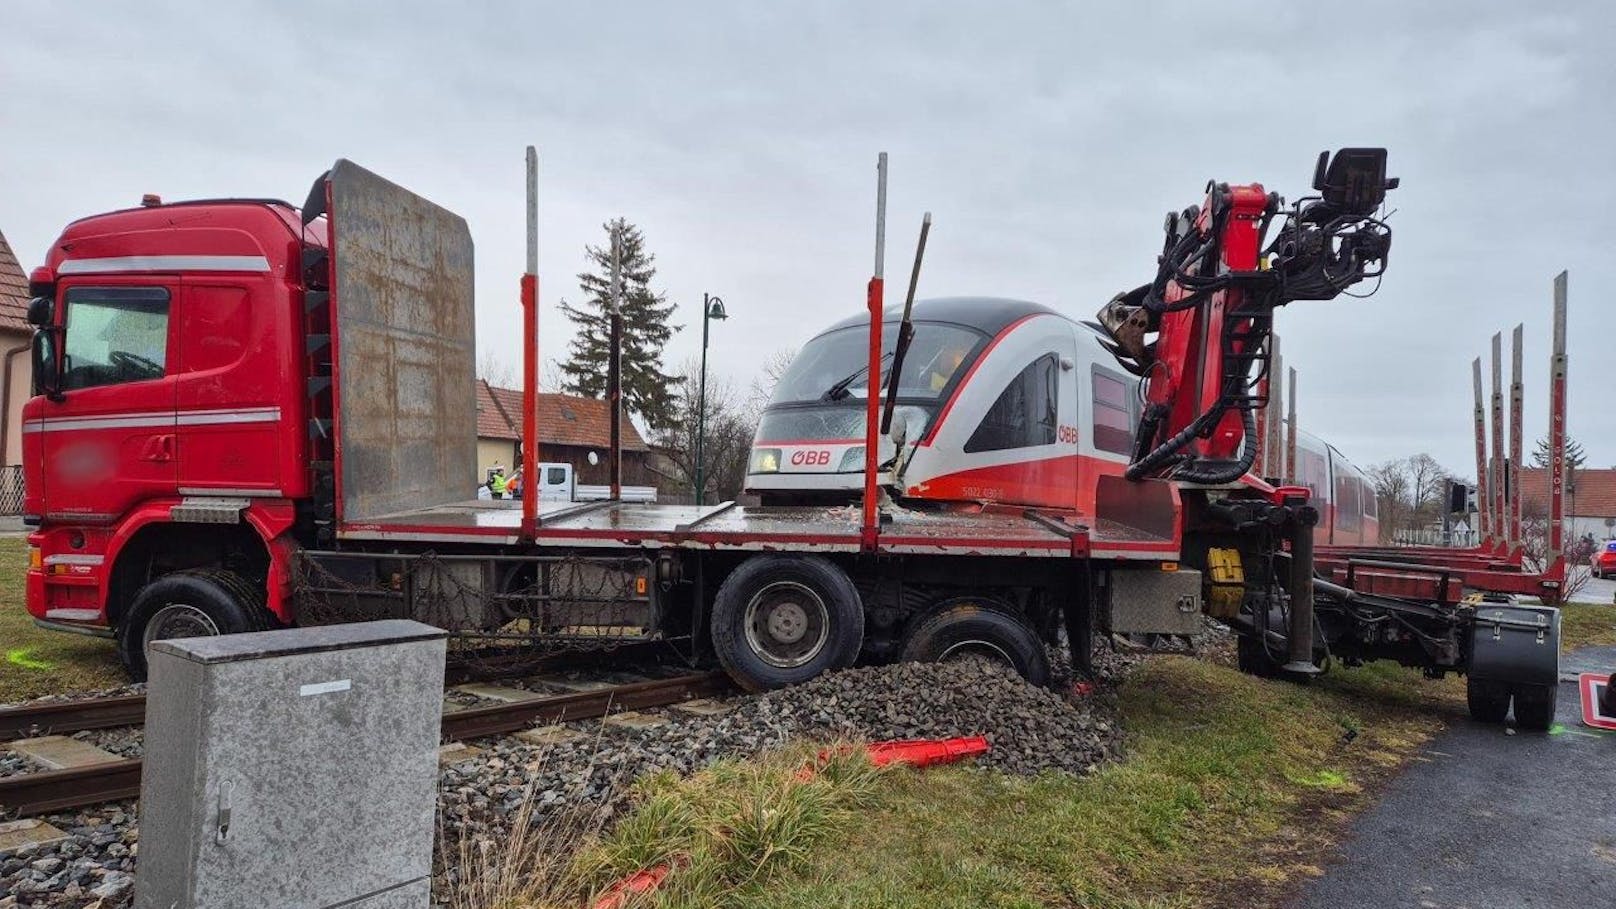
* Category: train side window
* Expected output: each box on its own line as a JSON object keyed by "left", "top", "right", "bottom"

{"left": 1335, "top": 472, "right": 1361, "bottom": 532}
{"left": 60, "top": 287, "right": 171, "bottom": 391}
{"left": 1361, "top": 478, "right": 1378, "bottom": 520}
{"left": 1300, "top": 449, "right": 1329, "bottom": 502}
{"left": 1091, "top": 367, "right": 1135, "bottom": 454}
{"left": 964, "top": 354, "right": 1058, "bottom": 453}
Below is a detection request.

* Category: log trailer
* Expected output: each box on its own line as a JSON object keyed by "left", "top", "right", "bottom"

{"left": 17, "top": 148, "right": 1561, "bottom": 726}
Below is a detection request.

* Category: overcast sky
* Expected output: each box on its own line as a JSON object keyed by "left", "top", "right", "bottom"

{"left": 4, "top": 1, "right": 1612, "bottom": 476}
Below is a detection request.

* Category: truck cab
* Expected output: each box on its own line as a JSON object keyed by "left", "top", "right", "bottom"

{"left": 21, "top": 197, "right": 318, "bottom": 673}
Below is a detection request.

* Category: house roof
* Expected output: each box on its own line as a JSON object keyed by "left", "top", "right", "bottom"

{"left": 0, "top": 230, "right": 32, "bottom": 333}
{"left": 1517, "top": 467, "right": 1616, "bottom": 517}
{"left": 476, "top": 380, "right": 648, "bottom": 452}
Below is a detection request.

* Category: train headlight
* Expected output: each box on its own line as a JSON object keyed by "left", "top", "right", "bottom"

{"left": 749, "top": 448, "right": 781, "bottom": 474}
{"left": 837, "top": 447, "right": 866, "bottom": 472}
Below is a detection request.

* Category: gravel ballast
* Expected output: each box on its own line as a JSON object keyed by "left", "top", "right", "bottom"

{"left": 3, "top": 654, "right": 1135, "bottom": 907}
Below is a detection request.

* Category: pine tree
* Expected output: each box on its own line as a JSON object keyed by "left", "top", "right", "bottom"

{"left": 558, "top": 218, "right": 682, "bottom": 429}
{"left": 1531, "top": 436, "right": 1586, "bottom": 470}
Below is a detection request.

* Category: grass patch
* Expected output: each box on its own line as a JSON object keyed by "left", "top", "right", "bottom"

{"left": 572, "top": 744, "right": 886, "bottom": 907}
{"left": 1559, "top": 601, "right": 1616, "bottom": 650}
{"left": 0, "top": 537, "right": 125, "bottom": 703}
{"left": 579, "top": 657, "right": 1446, "bottom": 909}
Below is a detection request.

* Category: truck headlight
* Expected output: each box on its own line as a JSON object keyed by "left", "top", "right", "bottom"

{"left": 749, "top": 448, "right": 781, "bottom": 474}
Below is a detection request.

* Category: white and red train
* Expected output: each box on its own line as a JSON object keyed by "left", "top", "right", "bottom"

{"left": 745, "top": 297, "right": 1378, "bottom": 546}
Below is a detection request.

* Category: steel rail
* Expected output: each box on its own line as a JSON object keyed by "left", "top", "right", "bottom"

{"left": 0, "top": 671, "right": 731, "bottom": 817}
{"left": 0, "top": 644, "right": 682, "bottom": 741}
{"left": 0, "top": 694, "right": 148, "bottom": 741}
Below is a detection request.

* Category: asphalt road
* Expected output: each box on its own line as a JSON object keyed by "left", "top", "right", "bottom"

{"left": 1577, "top": 574, "right": 1616, "bottom": 606}
{"left": 1292, "top": 645, "right": 1616, "bottom": 908}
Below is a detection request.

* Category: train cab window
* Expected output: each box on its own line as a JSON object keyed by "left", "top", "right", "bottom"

{"left": 964, "top": 354, "right": 1059, "bottom": 453}
{"left": 60, "top": 287, "right": 171, "bottom": 391}
{"left": 1091, "top": 367, "right": 1137, "bottom": 454}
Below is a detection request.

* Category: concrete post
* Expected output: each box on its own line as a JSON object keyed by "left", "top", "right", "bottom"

{"left": 137, "top": 621, "right": 447, "bottom": 909}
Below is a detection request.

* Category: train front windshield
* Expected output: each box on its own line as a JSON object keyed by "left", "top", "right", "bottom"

{"left": 758, "top": 322, "right": 983, "bottom": 443}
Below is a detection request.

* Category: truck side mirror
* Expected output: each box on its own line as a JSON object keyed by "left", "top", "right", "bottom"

{"left": 26, "top": 296, "right": 52, "bottom": 328}
{"left": 31, "top": 328, "right": 63, "bottom": 401}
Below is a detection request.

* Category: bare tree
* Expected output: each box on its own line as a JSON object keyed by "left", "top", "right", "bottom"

{"left": 478, "top": 350, "right": 516, "bottom": 389}
{"left": 745, "top": 346, "right": 798, "bottom": 420}
{"left": 1368, "top": 459, "right": 1411, "bottom": 538}
{"left": 1368, "top": 453, "right": 1453, "bottom": 542}
{"left": 653, "top": 359, "right": 758, "bottom": 502}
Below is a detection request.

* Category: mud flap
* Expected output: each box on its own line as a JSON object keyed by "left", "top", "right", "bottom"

{"left": 1469, "top": 603, "right": 1560, "bottom": 688}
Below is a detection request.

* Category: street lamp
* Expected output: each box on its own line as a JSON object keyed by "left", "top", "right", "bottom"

{"left": 695, "top": 293, "right": 728, "bottom": 506}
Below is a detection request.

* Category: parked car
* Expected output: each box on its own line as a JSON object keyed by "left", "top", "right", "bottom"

{"left": 1591, "top": 540, "right": 1616, "bottom": 579}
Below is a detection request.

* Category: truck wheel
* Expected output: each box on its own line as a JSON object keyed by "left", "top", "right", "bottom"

{"left": 1466, "top": 677, "right": 1511, "bottom": 724}
{"left": 116, "top": 569, "right": 274, "bottom": 682}
{"left": 899, "top": 599, "right": 1049, "bottom": 686}
{"left": 710, "top": 555, "right": 864, "bottom": 692}
{"left": 1511, "top": 683, "right": 1558, "bottom": 731}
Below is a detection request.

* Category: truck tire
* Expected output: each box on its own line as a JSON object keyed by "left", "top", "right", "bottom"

{"left": 1511, "top": 683, "right": 1557, "bottom": 732}
{"left": 1465, "top": 677, "right": 1511, "bottom": 724}
{"left": 899, "top": 599, "right": 1049, "bottom": 686}
{"left": 710, "top": 555, "right": 864, "bottom": 692}
{"left": 116, "top": 569, "right": 275, "bottom": 682}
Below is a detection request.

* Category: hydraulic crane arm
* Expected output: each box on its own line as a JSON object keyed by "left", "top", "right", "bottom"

{"left": 1096, "top": 148, "right": 1397, "bottom": 484}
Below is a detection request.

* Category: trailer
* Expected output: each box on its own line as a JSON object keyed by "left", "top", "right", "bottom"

{"left": 17, "top": 148, "right": 1562, "bottom": 726}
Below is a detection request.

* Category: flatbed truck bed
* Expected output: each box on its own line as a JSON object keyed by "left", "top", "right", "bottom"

{"left": 340, "top": 498, "right": 1178, "bottom": 559}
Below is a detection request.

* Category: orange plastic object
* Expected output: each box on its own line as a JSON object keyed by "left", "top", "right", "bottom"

{"left": 593, "top": 862, "right": 675, "bottom": 909}
{"left": 866, "top": 736, "right": 991, "bottom": 768}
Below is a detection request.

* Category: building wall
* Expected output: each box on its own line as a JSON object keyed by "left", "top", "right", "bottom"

{"left": 1567, "top": 515, "right": 1616, "bottom": 543}
{"left": 0, "top": 327, "right": 32, "bottom": 466}
{"left": 476, "top": 437, "right": 651, "bottom": 488}
{"left": 476, "top": 438, "right": 517, "bottom": 481}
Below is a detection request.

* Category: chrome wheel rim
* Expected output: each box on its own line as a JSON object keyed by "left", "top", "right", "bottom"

{"left": 937, "top": 638, "right": 1016, "bottom": 668}
{"left": 743, "top": 581, "right": 829, "bottom": 669}
{"left": 142, "top": 604, "right": 221, "bottom": 655}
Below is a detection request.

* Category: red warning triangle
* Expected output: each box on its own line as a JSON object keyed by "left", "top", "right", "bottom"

{"left": 1578, "top": 673, "right": 1616, "bottom": 731}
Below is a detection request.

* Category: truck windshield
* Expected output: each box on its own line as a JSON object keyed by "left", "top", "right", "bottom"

{"left": 769, "top": 322, "right": 983, "bottom": 406}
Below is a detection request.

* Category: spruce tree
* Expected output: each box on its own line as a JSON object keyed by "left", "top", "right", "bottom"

{"left": 558, "top": 218, "right": 682, "bottom": 430}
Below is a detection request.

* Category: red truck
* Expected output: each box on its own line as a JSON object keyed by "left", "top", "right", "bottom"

{"left": 17, "top": 152, "right": 1563, "bottom": 729}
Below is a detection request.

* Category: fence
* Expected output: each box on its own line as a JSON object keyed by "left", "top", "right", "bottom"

{"left": 1390, "top": 526, "right": 1478, "bottom": 548}
{"left": 0, "top": 465, "right": 21, "bottom": 516}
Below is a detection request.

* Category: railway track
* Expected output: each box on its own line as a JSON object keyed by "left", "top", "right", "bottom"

{"left": 0, "top": 670, "right": 731, "bottom": 817}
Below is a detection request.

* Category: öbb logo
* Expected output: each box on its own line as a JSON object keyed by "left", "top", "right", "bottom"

{"left": 789, "top": 449, "right": 832, "bottom": 467}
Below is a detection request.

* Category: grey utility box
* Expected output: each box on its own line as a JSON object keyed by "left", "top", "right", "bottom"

{"left": 137, "top": 620, "right": 447, "bottom": 909}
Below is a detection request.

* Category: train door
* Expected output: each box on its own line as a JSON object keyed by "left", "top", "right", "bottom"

{"left": 915, "top": 315, "right": 1077, "bottom": 508}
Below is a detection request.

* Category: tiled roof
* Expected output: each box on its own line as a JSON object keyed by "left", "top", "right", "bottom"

{"left": 1517, "top": 467, "right": 1616, "bottom": 517}
{"left": 476, "top": 380, "right": 648, "bottom": 451}
{"left": 0, "top": 230, "right": 31, "bottom": 333}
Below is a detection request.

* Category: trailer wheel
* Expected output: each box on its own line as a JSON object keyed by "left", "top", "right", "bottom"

{"left": 899, "top": 599, "right": 1050, "bottom": 686}
{"left": 1465, "top": 677, "right": 1511, "bottom": 724}
{"left": 116, "top": 569, "right": 274, "bottom": 682}
{"left": 1511, "top": 683, "right": 1557, "bottom": 731}
{"left": 710, "top": 555, "right": 864, "bottom": 692}
{"left": 1236, "top": 634, "right": 1280, "bottom": 678}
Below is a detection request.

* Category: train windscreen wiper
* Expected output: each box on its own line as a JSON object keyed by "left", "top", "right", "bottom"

{"left": 821, "top": 351, "right": 891, "bottom": 401}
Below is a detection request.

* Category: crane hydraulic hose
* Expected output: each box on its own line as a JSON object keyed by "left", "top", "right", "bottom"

{"left": 1125, "top": 405, "right": 1257, "bottom": 485}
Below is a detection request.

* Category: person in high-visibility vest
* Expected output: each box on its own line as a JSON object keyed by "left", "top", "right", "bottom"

{"left": 506, "top": 469, "right": 523, "bottom": 499}
{"left": 490, "top": 468, "right": 508, "bottom": 499}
